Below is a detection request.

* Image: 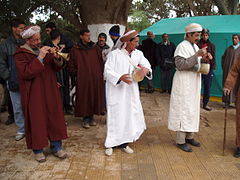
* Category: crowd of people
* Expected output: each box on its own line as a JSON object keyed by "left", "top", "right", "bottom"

{"left": 0, "top": 18, "right": 240, "bottom": 162}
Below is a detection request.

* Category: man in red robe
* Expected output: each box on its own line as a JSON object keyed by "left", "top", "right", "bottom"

{"left": 14, "top": 25, "right": 68, "bottom": 163}
{"left": 68, "top": 29, "right": 105, "bottom": 129}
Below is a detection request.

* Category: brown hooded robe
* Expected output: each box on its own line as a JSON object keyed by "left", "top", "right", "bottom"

{"left": 15, "top": 45, "right": 68, "bottom": 150}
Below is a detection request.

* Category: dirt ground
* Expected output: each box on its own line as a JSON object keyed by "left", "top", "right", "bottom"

{"left": 0, "top": 89, "right": 240, "bottom": 180}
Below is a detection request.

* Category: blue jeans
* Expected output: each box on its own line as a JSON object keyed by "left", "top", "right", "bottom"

{"left": 202, "top": 69, "right": 214, "bottom": 106}
{"left": 33, "top": 140, "right": 62, "bottom": 154}
{"left": 9, "top": 90, "right": 25, "bottom": 134}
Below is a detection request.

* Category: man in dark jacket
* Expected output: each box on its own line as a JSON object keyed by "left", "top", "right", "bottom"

{"left": 96, "top": 32, "right": 110, "bottom": 62}
{"left": 197, "top": 28, "right": 216, "bottom": 111}
{"left": 140, "top": 31, "right": 157, "bottom": 93}
{"left": 0, "top": 18, "right": 25, "bottom": 140}
{"left": 156, "top": 33, "right": 176, "bottom": 93}
{"left": 43, "top": 22, "right": 74, "bottom": 115}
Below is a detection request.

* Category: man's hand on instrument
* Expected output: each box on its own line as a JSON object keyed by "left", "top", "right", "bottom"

{"left": 196, "top": 47, "right": 207, "bottom": 57}
{"left": 223, "top": 88, "right": 231, "bottom": 96}
{"left": 38, "top": 46, "right": 51, "bottom": 59}
{"left": 202, "top": 52, "right": 213, "bottom": 63}
{"left": 207, "top": 52, "right": 213, "bottom": 60}
{"left": 119, "top": 74, "right": 132, "bottom": 84}
{"left": 138, "top": 65, "right": 149, "bottom": 76}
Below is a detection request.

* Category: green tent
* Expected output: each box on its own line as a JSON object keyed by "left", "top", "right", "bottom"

{"left": 140, "top": 15, "right": 240, "bottom": 97}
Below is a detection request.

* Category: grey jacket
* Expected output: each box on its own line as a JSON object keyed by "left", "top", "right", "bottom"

{"left": 0, "top": 35, "right": 24, "bottom": 80}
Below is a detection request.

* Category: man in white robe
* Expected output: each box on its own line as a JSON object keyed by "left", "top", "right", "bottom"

{"left": 168, "top": 23, "right": 209, "bottom": 152}
{"left": 104, "top": 30, "right": 152, "bottom": 156}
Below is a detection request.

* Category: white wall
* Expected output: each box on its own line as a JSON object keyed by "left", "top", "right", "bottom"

{"left": 88, "top": 24, "right": 126, "bottom": 48}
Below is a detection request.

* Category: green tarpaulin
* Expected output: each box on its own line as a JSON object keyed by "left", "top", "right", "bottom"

{"left": 140, "top": 15, "right": 240, "bottom": 97}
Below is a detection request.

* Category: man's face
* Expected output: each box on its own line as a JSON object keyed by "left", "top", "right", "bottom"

{"left": 126, "top": 37, "right": 139, "bottom": 51}
{"left": 27, "top": 33, "right": 41, "bottom": 49}
{"left": 12, "top": 24, "right": 25, "bottom": 38}
{"left": 98, "top": 36, "right": 106, "bottom": 46}
{"left": 187, "top": 32, "right": 201, "bottom": 44}
{"left": 233, "top": 35, "right": 239, "bottom": 45}
{"left": 80, "top": 32, "right": 91, "bottom": 44}
{"left": 45, "top": 28, "right": 52, "bottom": 35}
{"left": 202, "top": 33, "right": 209, "bottom": 41}
{"left": 147, "top": 32, "right": 154, "bottom": 39}
{"left": 162, "top": 34, "right": 168, "bottom": 42}
{"left": 110, "top": 35, "right": 119, "bottom": 41}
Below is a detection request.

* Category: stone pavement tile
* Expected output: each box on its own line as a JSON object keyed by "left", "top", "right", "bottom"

{"left": 1, "top": 91, "right": 240, "bottom": 179}
{"left": 51, "top": 170, "right": 68, "bottom": 179}
{"left": 11, "top": 170, "right": 35, "bottom": 180}
{"left": 136, "top": 144, "right": 158, "bottom": 180}
{"left": 102, "top": 149, "right": 121, "bottom": 180}
{"left": 0, "top": 171, "right": 15, "bottom": 180}
{"left": 149, "top": 144, "right": 176, "bottom": 180}
{"left": 121, "top": 147, "right": 140, "bottom": 180}
{"left": 84, "top": 148, "right": 105, "bottom": 180}
{"left": 28, "top": 170, "right": 53, "bottom": 180}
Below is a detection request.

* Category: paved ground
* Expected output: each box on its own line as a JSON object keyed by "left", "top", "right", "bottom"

{"left": 0, "top": 91, "right": 240, "bottom": 180}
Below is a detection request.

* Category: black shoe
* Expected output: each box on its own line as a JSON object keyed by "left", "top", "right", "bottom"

{"left": 176, "top": 143, "right": 192, "bottom": 152}
{"left": 89, "top": 119, "right": 97, "bottom": 126}
{"left": 149, "top": 88, "right": 154, "bottom": 93}
{"left": 145, "top": 89, "right": 150, "bottom": 93}
{"left": 65, "top": 110, "right": 73, "bottom": 115}
{"left": 203, "top": 105, "right": 212, "bottom": 111}
{"left": 234, "top": 147, "right": 240, "bottom": 158}
{"left": 185, "top": 138, "right": 201, "bottom": 147}
{"left": 5, "top": 117, "right": 14, "bottom": 125}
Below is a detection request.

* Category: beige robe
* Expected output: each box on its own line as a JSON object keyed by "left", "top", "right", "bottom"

{"left": 222, "top": 46, "right": 240, "bottom": 103}
{"left": 224, "top": 55, "right": 240, "bottom": 146}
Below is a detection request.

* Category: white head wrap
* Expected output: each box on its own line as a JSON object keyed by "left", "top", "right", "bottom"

{"left": 120, "top": 30, "right": 139, "bottom": 49}
{"left": 121, "top": 30, "right": 139, "bottom": 40}
{"left": 185, "top": 23, "right": 202, "bottom": 33}
{"left": 20, "top": 25, "right": 41, "bottom": 39}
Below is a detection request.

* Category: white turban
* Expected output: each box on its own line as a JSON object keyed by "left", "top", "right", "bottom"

{"left": 20, "top": 25, "right": 41, "bottom": 39}
{"left": 120, "top": 30, "right": 139, "bottom": 42}
{"left": 185, "top": 23, "right": 202, "bottom": 33}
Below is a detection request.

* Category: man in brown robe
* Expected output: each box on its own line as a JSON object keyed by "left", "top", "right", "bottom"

{"left": 68, "top": 29, "right": 105, "bottom": 129}
{"left": 223, "top": 55, "right": 240, "bottom": 157}
{"left": 222, "top": 34, "right": 240, "bottom": 106}
{"left": 14, "top": 25, "right": 68, "bottom": 163}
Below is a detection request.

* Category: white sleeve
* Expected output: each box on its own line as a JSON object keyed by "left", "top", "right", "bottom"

{"left": 138, "top": 51, "right": 153, "bottom": 80}
{"left": 104, "top": 52, "right": 122, "bottom": 86}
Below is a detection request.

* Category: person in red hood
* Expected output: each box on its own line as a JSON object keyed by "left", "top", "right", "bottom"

{"left": 14, "top": 25, "right": 68, "bottom": 163}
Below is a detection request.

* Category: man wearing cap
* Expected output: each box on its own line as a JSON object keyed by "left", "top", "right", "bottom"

{"left": 168, "top": 23, "right": 208, "bottom": 152}
{"left": 109, "top": 25, "right": 123, "bottom": 51}
{"left": 104, "top": 30, "right": 152, "bottom": 156}
{"left": 222, "top": 34, "right": 240, "bottom": 107}
{"left": 96, "top": 32, "right": 110, "bottom": 62}
{"left": 0, "top": 18, "right": 25, "bottom": 140}
{"left": 197, "top": 29, "right": 216, "bottom": 111}
{"left": 68, "top": 29, "right": 105, "bottom": 129}
{"left": 14, "top": 25, "right": 68, "bottom": 162}
{"left": 43, "top": 22, "right": 74, "bottom": 115}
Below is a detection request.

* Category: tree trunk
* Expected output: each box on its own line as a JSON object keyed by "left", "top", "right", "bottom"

{"left": 45, "top": 0, "right": 132, "bottom": 46}
{"left": 78, "top": 0, "right": 132, "bottom": 47}
{"left": 80, "top": 0, "right": 132, "bottom": 27}
{"left": 213, "top": 0, "right": 230, "bottom": 14}
{"left": 231, "top": 0, "right": 239, "bottom": 14}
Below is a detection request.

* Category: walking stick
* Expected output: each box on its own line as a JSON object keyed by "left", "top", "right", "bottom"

{"left": 223, "top": 95, "right": 230, "bottom": 156}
